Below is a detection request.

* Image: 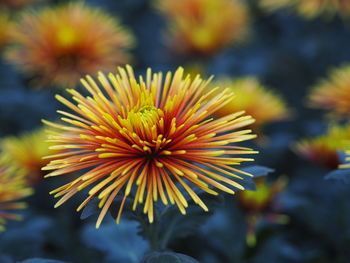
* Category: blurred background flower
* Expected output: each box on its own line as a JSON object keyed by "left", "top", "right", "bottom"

{"left": 43, "top": 66, "right": 258, "bottom": 227}
{"left": 210, "top": 77, "right": 291, "bottom": 131}
{"left": 156, "top": 0, "right": 250, "bottom": 56}
{"left": 0, "top": 128, "right": 52, "bottom": 185}
{"left": 308, "top": 64, "right": 350, "bottom": 119}
{"left": 0, "top": 0, "right": 42, "bottom": 9}
{"left": 0, "top": 166, "right": 33, "bottom": 231}
{"left": 260, "top": 0, "right": 350, "bottom": 19}
{"left": 294, "top": 124, "right": 350, "bottom": 169}
{"left": 6, "top": 2, "right": 134, "bottom": 88}
{"left": 237, "top": 176, "right": 288, "bottom": 246}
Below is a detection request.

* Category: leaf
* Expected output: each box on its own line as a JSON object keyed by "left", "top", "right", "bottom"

{"left": 80, "top": 198, "right": 100, "bottom": 220}
{"left": 240, "top": 165, "right": 275, "bottom": 191}
{"left": 325, "top": 169, "right": 350, "bottom": 184}
{"left": 140, "top": 251, "right": 199, "bottom": 263}
{"left": 18, "top": 259, "right": 68, "bottom": 263}
{"left": 241, "top": 165, "right": 275, "bottom": 178}
{"left": 81, "top": 218, "right": 149, "bottom": 263}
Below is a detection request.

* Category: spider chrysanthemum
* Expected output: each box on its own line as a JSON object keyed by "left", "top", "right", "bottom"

{"left": 308, "top": 65, "right": 350, "bottom": 118}
{"left": 1, "top": 128, "right": 52, "bottom": 185}
{"left": 43, "top": 65, "right": 258, "bottom": 227}
{"left": 6, "top": 3, "right": 134, "bottom": 88}
{"left": 210, "top": 77, "right": 290, "bottom": 129}
{"left": 0, "top": 166, "right": 33, "bottom": 231}
{"left": 156, "top": 0, "right": 250, "bottom": 55}
{"left": 294, "top": 124, "right": 350, "bottom": 169}
{"left": 260, "top": 0, "right": 350, "bottom": 19}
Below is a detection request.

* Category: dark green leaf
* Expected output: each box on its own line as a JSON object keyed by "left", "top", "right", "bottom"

{"left": 325, "top": 169, "right": 350, "bottom": 184}
{"left": 18, "top": 259, "right": 68, "bottom": 263}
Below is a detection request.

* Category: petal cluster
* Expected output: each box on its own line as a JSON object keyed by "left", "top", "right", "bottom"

{"left": 156, "top": 0, "right": 250, "bottom": 55}
{"left": 6, "top": 3, "right": 134, "bottom": 87}
{"left": 1, "top": 128, "right": 52, "bottom": 185}
{"left": 308, "top": 65, "right": 350, "bottom": 118}
{"left": 211, "top": 77, "right": 290, "bottom": 129}
{"left": 260, "top": 0, "right": 350, "bottom": 19}
{"left": 0, "top": 166, "right": 33, "bottom": 231}
{"left": 43, "top": 65, "right": 258, "bottom": 226}
{"left": 294, "top": 124, "right": 350, "bottom": 169}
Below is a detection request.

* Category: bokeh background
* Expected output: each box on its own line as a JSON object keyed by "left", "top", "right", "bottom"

{"left": 1, "top": 0, "right": 350, "bottom": 262}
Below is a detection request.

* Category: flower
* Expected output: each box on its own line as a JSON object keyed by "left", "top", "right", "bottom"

{"left": 0, "top": 10, "right": 11, "bottom": 50}
{"left": 308, "top": 65, "right": 350, "bottom": 118}
{"left": 237, "top": 176, "right": 287, "bottom": 246}
{"left": 210, "top": 77, "right": 290, "bottom": 129}
{"left": 6, "top": 3, "right": 134, "bottom": 88}
{"left": 43, "top": 65, "right": 258, "bottom": 227}
{"left": 156, "top": 0, "right": 250, "bottom": 55}
{"left": 0, "top": 128, "right": 52, "bottom": 185}
{"left": 260, "top": 0, "right": 350, "bottom": 19}
{"left": 294, "top": 124, "right": 350, "bottom": 169}
{"left": 0, "top": 166, "right": 33, "bottom": 231}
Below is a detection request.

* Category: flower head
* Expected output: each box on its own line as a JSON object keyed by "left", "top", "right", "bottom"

{"left": 211, "top": 77, "right": 290, "bottom": 129}
{"left": 156, "top": 0, "right": 250, "bottom": 55}
{"left": 294, "top": 124, "right": 350, "bottom": 169}
{"left": 1, "top": 128, "right": 52, "bottom": 185}
{"left": 260, "top": 0, "right": 350, "bottom": 19}
{"left": 0, "top": 166, "right": 33, "bottom": 231}
{"left": 6, "top": 3, "right": 134, "bottom": 88}
{"left": 237, "top": 176, "right": 287, "bottom": 246}
{"left": 308, "top": 65, "right": 350, "bottom": 118}
{"left": 43, "top": 65, "right": 258, "bottom": 227}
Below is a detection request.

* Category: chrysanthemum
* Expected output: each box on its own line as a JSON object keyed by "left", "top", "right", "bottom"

{"left": 237, "top": 176, "right": 287, "bottom": 246}
{"left": 0, "top": 10, "right": 11, "bottom": 50}
{"left": 211, "top": 77, "right": 290, "bottom": 129}
{"left": 43, "top": 65, "right": 258, "bottom": 227}
{"left": 0, "top": 166, "right": 33, "bottom": 231}
{"left": 308, "top": 65, "right": 350, "bottom": 118}
{"left": 294, "top": 124, "right": 350, "bottom": 169}
{"left": 156, "top": 0, "right": 250, "bottom": 55}
{"left": 260, "top": 0, "right": 350, "bottom": 19}
{"left": 1, "top": 128, "right": 52, "bottom": 185}
{"left": 6, "top": 3, "right": 134, "bottom": 88}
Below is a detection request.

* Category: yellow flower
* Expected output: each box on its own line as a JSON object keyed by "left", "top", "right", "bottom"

{"left": 308, "top": 65, "right": 350, "bottom": 118}
{"left": 294, "top": 124, "right": 350, "bottom": 169}
{"left": 211, "top": 77, "right": 290, "bottom": 129}
{"left": 237, "top": 176, "right": 288, "bottom": 246}
{"left": 0, "top": 166, "right": 33, "bottom": 231}
{"left": 156, "top": 0, "right": 250, "bottom": 55}
{"left": 260, "top": 0, "right": 350, "bottom": 19}
{"left": 1, "top": 128, "right": 52, "bottom": 185}
{"left": 43, "top": 65, "right": 258, "bottom": 227}
{"left": 6, "top": 3, "right": 134, "bottom": 88}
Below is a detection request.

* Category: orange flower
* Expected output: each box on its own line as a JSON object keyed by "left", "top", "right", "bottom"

{"left": 308, "top": 65, "right": 350, "bottom": 118}
{"left": 1, "top": 128, "right": 53, "bottom": 185}
{"left": 6, "top": 3, "right": 134, "bottom": 88}
{"left": 156, "top": 0, "right": 250, "bottom": 55}
{"left": 294, "top": 124, "right": 350, "bottom": 169}
{"left": 260, "top": 0, "right": 350, "bottom": 19}
{"left": 211, "top": 77, "right": 290, "bottom": 129}
{"left": 0, "top": 166, "right": 33, "bottom": 231}
{"left": 43, "top": 65, "right": 258, "bottom": 227}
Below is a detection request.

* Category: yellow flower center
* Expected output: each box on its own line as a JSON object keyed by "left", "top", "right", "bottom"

{"left": 57, "top": 26, "right": 78, "bottom": 47}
